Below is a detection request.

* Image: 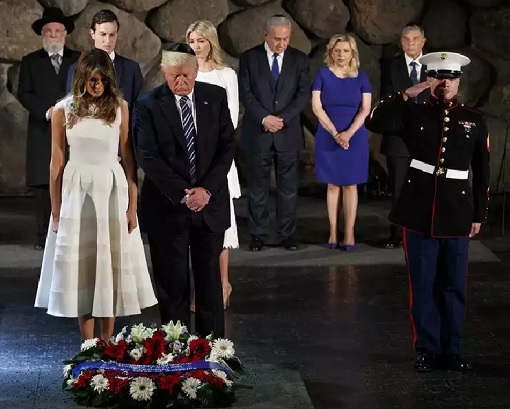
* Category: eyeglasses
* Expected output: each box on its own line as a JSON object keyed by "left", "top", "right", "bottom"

{"left": 42, "top": 29, "right": 66, "bottom": 36}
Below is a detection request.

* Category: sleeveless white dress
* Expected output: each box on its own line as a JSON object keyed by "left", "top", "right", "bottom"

{"left": 34, "top": 96, "right": 158, "bottom": 318}
{"left": 196, "top": 67, "right": 241, "bottom": 249}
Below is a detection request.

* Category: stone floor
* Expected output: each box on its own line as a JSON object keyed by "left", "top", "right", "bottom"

{"left": 0, "top": 194, "right": 509, "bottom": 409}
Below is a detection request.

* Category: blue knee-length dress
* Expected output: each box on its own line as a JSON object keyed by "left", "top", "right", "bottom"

{"left": 313, "top": 67, "right": 372, "bottom": 186}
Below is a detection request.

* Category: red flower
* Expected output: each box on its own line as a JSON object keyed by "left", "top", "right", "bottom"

{"left": 109, "top": 376, "right": 129, "bottom": 394}
{"left": 158, "top": 374, "right": 180, "bottom": 395}
{"left": 104, "top": 340, "right": 128, "bottom": 362}
{"left": 189, "top": 339, "right": 211, "bottom": 359}
{"left": 73, "top": 371, "right": 94, "bottom": 389}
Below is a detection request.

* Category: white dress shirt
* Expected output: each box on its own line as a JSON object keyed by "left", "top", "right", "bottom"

{"left": 174, "top": 91, "right": 197, "bottom": 130}
{"left": 405, "top": 52, "right": 423, "bottom": 79}
{"left": 264, "top": 42, "right": 284, "bottom": 73}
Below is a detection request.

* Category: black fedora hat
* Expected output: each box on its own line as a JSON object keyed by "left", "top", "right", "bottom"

{"left": 32, "top": 7, "right": 75, "bottom": 35}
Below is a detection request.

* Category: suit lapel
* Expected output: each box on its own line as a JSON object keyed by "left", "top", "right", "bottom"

{"left": 194, "top": 84, "right": 210, "bottom": 177}
{"left": 396, "top": 55, "right": 412, "bottom": 89}
{"left": 276, "top": 50, "right": 292, "bottom": 95}
{"left": 39, "top": 49, "right": 59, "bottom": 78}
{"left": 114, "top": 56, "right": 124, "bottom": 89}
{"left": 420, "top": 64, "right": 427, "bottom": 82}
{"left": 158, "top": 86, "right": 186, "bottom": 151}
{"left": 258, "top": 45, "right": 276, "bottom": 92}
{"left": 60, "top": 48, "right": 75, "bottom": 81}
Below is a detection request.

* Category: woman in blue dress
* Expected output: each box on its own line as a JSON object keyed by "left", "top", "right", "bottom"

{"left": 312, "top": 34, "right": 372, "bottom": 250}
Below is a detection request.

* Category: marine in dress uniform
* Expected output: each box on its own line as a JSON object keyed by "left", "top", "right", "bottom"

{"left": 365, "top": 52, "right": 490, "bottom": 372}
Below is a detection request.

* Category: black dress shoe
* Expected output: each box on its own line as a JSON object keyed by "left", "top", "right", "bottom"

{"left": 280, "top": 239, "right": 298, "bottom": 251}
{"left": 442, "top": 355, "right": 472, "bottom": 372}
{"left": 414, "top": 351, "right": 435, "bottom": 372}
{"left": 249, "top": 238, "right": 264, "bottom": 252}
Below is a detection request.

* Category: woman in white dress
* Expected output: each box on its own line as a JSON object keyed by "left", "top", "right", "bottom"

{"left": 34, "top": 49, "right": 157, "bottom": 341}
{"left": 187, "top": 20, "right": 241, "bottom": 311}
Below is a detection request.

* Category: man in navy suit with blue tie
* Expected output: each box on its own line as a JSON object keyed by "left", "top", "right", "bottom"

{"left": 66, "top": 9, "right": 143, "bottom": 112}
{"left": 238, "top": 15, "right": 310, "bottom": 252}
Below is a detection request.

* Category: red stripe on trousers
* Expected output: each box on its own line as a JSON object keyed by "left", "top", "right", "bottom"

{"left": 402, "top": 228, "right": 417, "bottom": 349}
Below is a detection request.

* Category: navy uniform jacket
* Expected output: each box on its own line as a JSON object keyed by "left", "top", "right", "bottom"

{"left": 365, "top": 93, "right": 490, "bottom": 237}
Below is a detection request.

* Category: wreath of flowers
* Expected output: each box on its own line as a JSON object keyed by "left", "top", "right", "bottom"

{"left": 62, "top": 321, "right": 243, "bottom": 408}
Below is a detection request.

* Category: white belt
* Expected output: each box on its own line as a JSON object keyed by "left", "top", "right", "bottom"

{"left": 410, "top": 159, "right": 469, "bottom": 180}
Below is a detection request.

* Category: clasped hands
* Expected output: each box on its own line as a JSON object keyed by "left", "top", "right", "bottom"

{"left": 183, "top": 187, "right": 211, "bottom": 212}
{"left": 334, "top": 130, "right": 353, "bottom": 150}
{"left": 263, "top": 115, "right": 284, "bottom": 133}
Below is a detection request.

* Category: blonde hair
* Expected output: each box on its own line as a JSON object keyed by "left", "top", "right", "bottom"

{"left": 325, "top": 34, "right": 360, "bottom": 78}
{"left": 161, "top": 51, "right": 197, "bottom": 68}
{"left": 186, "top": 20, "right": 226, "bottom": 69}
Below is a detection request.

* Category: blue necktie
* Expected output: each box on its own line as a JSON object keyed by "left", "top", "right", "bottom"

{"left": 271, "top": 53, "right": 279, "bottom": 82}
{"left": 179, "top": 96, "right": 196, "bottom": 185}
{"left": 409, "top": 61, "right": 418, "bottom": 85}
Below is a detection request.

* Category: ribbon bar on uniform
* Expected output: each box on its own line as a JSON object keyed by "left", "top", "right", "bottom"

{"left": 410, "top": 159, "right": 469, "bottom": 180}
{"left": 71, "top": 360, "right": 231, "bottom": 379}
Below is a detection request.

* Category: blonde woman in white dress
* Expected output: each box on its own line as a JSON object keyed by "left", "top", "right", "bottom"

{"left": 34, "top": 49, "right": 157, "bottom": 341}
{"left": 187, "top": 20, "right": 240, "bottom": 311}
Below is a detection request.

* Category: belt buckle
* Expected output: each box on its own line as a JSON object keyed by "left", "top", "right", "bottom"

{"left": 435, "top": 167, "right": 446, "bottom": 177}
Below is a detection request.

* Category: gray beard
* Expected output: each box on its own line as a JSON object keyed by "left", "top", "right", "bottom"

{"left": 43, "top": 42, "right": 64, "bottom": 54}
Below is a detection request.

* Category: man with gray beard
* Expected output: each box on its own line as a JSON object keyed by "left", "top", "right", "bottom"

{"left": 18, "top": 7, "right": 80, "bottom": 250}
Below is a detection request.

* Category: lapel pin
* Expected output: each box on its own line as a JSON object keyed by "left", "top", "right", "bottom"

{"left": 204, "top": 101, "right": 209, "bottom": 105}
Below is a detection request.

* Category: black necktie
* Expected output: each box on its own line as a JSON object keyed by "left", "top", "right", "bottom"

{"left": 179, "top": 96, "right": 197, "bottom": 185}
{"left": 271, "top": 53, "right": 279, "bottom": 82}
{"left": 50, "top": 54, "right": 61, "bottom": 74}
{"left": 409, "top": 61, "right": 418, "bottom": 85}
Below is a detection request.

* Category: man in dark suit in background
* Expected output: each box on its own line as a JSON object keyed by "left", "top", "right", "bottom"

{"left": 18, "top": 7, "right": 80, "bottom": 250}
{"left": 135, "top": 44, "right": 235, "bottom": 338}
{"left": 238, "top": 15, "right": 311, "bottom": 252}
{"left": 380, "top": 24, "right": 428, "bottom": 248}
{"left": 66, "top": 9, "right": 143, "bottom": 112}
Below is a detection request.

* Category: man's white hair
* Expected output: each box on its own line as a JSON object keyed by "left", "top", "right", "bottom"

{"left": 161, "top": 51, "right": 197, "bottom": 68}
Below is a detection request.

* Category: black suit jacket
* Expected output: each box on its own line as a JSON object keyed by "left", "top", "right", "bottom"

{"left": 134, "top": 83, "right": 235, "bottom": 234}
{"left": 379, "top": 54, "right": 429, "bottom": 157}
{"left": 66, "top": 53, "right": 143, "bottom": 111}
{"left": 238, "top": 44, "right": 311, "bottom": 152}
{"left": 18, "top": 47, "right": 81, "bottom": 186}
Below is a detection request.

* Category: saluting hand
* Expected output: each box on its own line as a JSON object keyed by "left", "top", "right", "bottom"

{"left": 403, "top": 77, "right": 439, "bottom": 100}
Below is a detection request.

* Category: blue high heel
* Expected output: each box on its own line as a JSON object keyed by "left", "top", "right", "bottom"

{"left": 340, "top": 243, "right": 355, "bottom": 251}
{"left": 328, "top": 242, "right": 340, "bottom": 249}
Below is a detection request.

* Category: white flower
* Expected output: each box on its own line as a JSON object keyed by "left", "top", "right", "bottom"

{"left": 115, "top": 326, "right": 128, "bottom": 343}
{"left": 206, "top": 352, "right": 220, "bottom": 363}
{"left": 212, "top": 369, "right": 233, "bottom": 387}
{"left": 156, "top": 353, "right": 175, "bottom": 365}
{"left": 142, "top": 328, "right": 156, "bottom": 340}
{"left": 62, "top": 364, "right": 73, "bottom": 378}
{"left": 172, "top": 340, "right": 183, "bottom": 354}
{"left": 129, "top": 377, "right": 156, "bottom": 401}
{"left": 187, "top": 335, "right": 199, "bottom": 345}
{"left": 90, "top": 374, "right": 109, "bottom": 393}
{"left": 129, "top": 347, "right": 144, "bottom": 361}
{"left": 181, "top": 377, "right": 201, "bottom": 400}
{"left": 80, "top": 338, "right": 99, "bottom": 351}
{"left": 130, "top": 324, "right": 146, "bottom": 344}
{"left": 66, "top": 378, "right": 76, "bottom": 387}
{"left": 211, "top": 339, "right": 235, "bottom": 359}
{"left": 162, "top": 320, "right": 187, "bottom": 342}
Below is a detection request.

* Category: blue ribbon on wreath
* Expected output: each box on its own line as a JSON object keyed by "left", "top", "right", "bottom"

{"left": 71, "top": 360, "right": 230, "bottom": 379}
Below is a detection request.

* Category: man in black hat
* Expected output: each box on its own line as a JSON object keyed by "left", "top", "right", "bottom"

{"left": 134, "top": 43, "right": 235, "bottom": 338}
{"left": 18, "top": 7, "right": 80, "bottom": 250}
{"left": 366, "top": 52, "right": 490, "bottom": 373}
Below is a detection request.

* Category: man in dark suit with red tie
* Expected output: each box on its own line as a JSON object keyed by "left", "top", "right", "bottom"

{"left": 380, "top": 24, "right": 429, "bottom": 248}
{"left": 134, "top": 44, "right": 235, "bottom": 338}
{"left": 18, "top": 7, "right": 80, "bottom": 250}
{"left": 238, "top": 15, "right": 311, "bottom": 252}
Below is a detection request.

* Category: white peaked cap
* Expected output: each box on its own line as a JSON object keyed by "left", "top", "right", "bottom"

{"left": 419, "top": 52, "right": 471, "bottom": 78}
